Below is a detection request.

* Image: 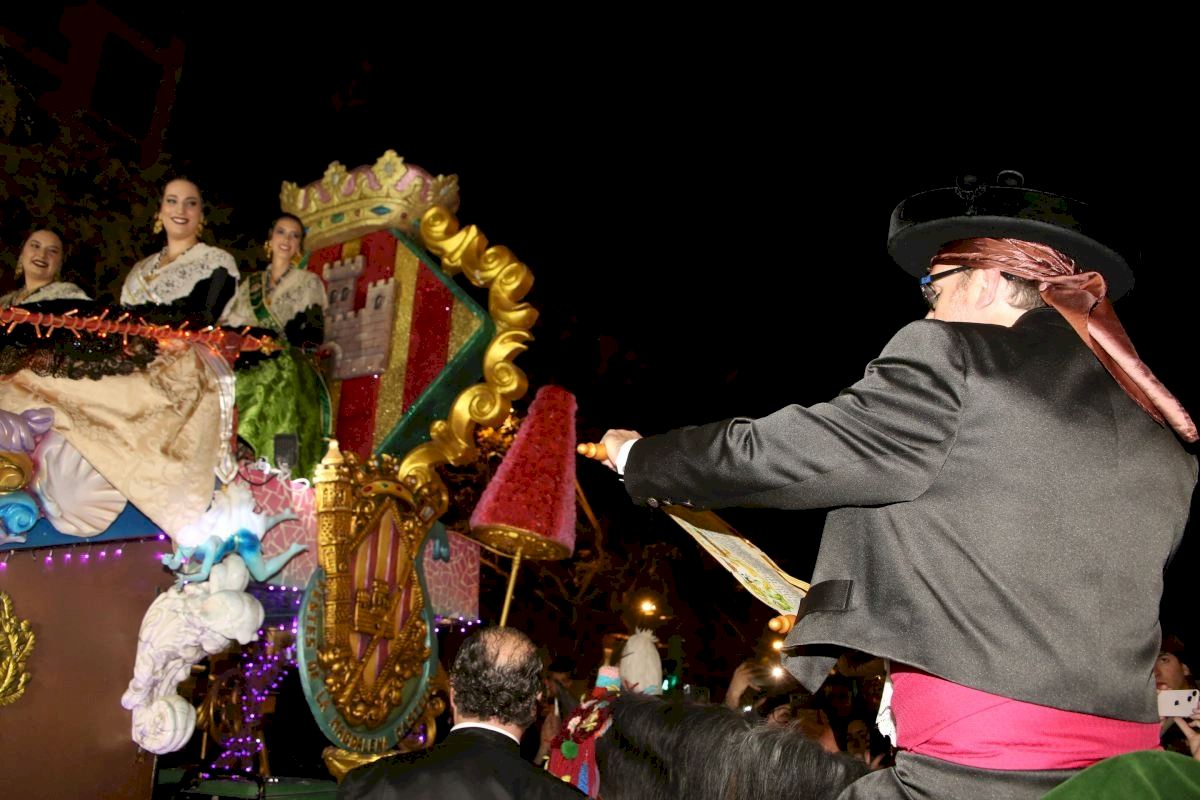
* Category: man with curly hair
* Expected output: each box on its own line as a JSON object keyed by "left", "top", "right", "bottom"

{"left": 339, "top": 627, "right": 583, "bottom": 799}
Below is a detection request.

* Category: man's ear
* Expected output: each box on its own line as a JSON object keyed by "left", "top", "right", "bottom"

{"left": 974, "top": 269, "right": 1002, "bottom": 309}
{"left": 449, "top": 686, "right": 457, "bottom": 718}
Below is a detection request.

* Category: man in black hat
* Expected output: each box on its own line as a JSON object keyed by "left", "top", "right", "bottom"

{"left": 595, "top": 173, "right": 1198, "bottom": 798}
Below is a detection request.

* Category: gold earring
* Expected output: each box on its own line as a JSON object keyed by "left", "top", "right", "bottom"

{"left": 263, "top": 240, "right": 273, "bottom": 260}
{"left": 197, "top": 218, "right": 205, "bottom": 236}
{"left": 153, "top": 217, "right": 163, "bottom": 235}
{"left": 15, "top": 260, "right": 24, "bottom": 278}
{"left": 290, "top": 251, "right": 302, "bottom": 267}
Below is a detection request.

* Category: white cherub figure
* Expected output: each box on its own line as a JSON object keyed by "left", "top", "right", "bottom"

{"left": 161, "top": 482, "right": 303, "bottom": 585}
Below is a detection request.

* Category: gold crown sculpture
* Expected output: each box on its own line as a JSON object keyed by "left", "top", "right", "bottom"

{"left": 280, "top": 150, "right": 460, "bottom": 251}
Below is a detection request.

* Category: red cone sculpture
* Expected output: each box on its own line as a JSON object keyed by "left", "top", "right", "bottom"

{"left": 470, "top": 385, "right": 577, "bottom": 624}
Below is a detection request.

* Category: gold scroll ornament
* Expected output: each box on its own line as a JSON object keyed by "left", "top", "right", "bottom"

{"left": 0, "top": 592, "right": 35, "bottom": 707}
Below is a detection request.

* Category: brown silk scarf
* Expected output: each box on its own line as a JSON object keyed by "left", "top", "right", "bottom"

{"left": 934, "top": 238, "right": 1197, "bottom": 442}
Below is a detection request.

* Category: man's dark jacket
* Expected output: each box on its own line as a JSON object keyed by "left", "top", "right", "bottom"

{"left": 338, "top": 726, "right": 583, "bottom": 800}
{"left": 625, "top": 309, "right": 1197, "bottom": 722}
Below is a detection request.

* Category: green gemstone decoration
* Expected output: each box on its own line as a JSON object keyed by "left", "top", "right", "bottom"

{"left": 560, "top": 740, "right": 579, "bottom": 759}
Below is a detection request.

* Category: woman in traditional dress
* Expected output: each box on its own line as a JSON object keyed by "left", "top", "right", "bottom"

{"left": 0, "top": 186, "right": 240, "bottom": 539}
{"left": 1, "top": 229, "right": 90, "bottom": 308}
{"left": 121, "top": 177, "right": 238, "bottom": 326}
{"left": 0, "top": 227, "right": 157, "bottom": 380}
{"left": 222, "top": 213, "right": 329, "bottom": 479}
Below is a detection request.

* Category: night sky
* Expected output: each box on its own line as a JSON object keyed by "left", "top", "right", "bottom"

{"left": 14, "top": 13, "right": 1197, "bottom": 681}
{"left": 166, "top": 28, "right": 1200, "bottom": 667}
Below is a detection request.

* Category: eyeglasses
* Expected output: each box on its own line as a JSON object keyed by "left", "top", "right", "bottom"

{"left": 919, "top": 265, "right": 974, "bottom": 307}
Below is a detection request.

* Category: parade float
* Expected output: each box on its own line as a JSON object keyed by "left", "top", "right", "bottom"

{"left": 0, "top": 150, "right": 579, "bottom": 799}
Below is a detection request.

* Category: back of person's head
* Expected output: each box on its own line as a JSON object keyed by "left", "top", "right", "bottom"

{"left": 597, "top": 692, "right": 862, "bottom": 800}
{"left": 547, "top": 654, "right": 576, "bottom": 677}
{"left": 450, "top": 626, "right": 543, "bottom": 728}
{"left": 597, "top": 693, "right": 743, "bottom": 800}
{"left": 732, "top": 722, "right": 868, "bottom": 800}
{"left": 592, "top": 693, "right": 671, "bottom": 800}
{"left": 757, "top": 691, "right": 795, "bottom": 726}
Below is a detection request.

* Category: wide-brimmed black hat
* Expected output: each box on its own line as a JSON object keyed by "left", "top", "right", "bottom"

{"left": 887, "top": 171, "right": 1136, "bottom": 299}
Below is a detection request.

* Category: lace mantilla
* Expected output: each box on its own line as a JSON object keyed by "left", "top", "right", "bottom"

{"left": 222, "top": 268, "right": 327, "bottom": 331}
{"left": 121, "top": 242, "right": 239, "bottom": 306}
{"left": 0, "top": 281, "right": 91, "bottom": 309}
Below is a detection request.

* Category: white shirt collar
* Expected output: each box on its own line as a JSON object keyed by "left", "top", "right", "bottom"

{"left": 450, "top": 721, "right": 521, "bottom": 745}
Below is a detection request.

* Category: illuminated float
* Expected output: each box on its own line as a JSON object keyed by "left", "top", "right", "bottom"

{"left": 0, "top": 150, "right": 582, "bottom": 797}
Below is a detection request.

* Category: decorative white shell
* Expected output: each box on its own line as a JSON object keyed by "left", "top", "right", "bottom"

{"left": 32, "top": 431, "right": 128, "bottom": 537}
{"left": 130, "top": 696, "right": 196, "bottom": 755}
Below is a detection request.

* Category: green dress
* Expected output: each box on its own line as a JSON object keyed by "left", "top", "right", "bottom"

{"left": 223, "top": 267, "right": 330, "bottom": 480}
{"left": 1040, "top": 750, "right": 1200, "bottom": 799}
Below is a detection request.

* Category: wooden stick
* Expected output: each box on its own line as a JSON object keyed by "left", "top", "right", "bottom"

{"left": 499, "top": 548, "right": 523, "bottom": 627}
{"left": 575, "top": 478, "right": 603, "bottom": 535}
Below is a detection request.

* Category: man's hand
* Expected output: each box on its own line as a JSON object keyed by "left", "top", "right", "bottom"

{"left": 600, "top": 429, "right": 642, "bottom": 472}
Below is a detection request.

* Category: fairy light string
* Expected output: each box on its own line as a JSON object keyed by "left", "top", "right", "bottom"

{"left": 0, "top": 307, "right": 279, "bottom": 362}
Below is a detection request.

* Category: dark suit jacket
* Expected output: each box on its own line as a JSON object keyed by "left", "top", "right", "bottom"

{"left": 626, "top": 309, "right": 1197, "bottom": 722}
{"left": 337, "top": 727, "right": 584, "bottom": 800}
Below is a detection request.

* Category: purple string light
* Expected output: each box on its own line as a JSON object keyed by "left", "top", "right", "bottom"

{"left": 210, "top": 633, "right": 297, "bottom": 776}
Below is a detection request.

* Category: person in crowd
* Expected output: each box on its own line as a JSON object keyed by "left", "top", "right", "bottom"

{"left": 591, "top": 692, "right": 866, "bottom": 800}
{"left": 1158, "top": 634, "right": 1199, "bottom": 757}
{"left": 121, "top": 176, "right": 238, "bottom": 326}
{"left": 723, "top": 658, "right": 771, "bottom": 712}
{"left": 1, "top": 229, "right": 88, "bottom": 308}
{"left": 595, "top": 173, "right": 1198, "bottom": 798}
{"left": 822, "top": 675, "right": 857, "bottom": 749}
{"left": 545, "top": 655, "right": 581, "bottom": 716}
{"left": 338, "top": 626, "right": 583, "bottom": 799}
{"left": 221, "top": 212, "right": 329, "bottom": 478}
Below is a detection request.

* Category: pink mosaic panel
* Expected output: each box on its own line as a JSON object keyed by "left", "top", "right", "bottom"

{"left": 423, "top": 530, "right": 480, "bottom": 621}
{"left": 237, "top": 462, "right": 319, "bottom": 588}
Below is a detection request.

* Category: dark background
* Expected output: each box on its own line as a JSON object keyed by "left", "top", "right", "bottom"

{"left": 4, "top": 10, "right": 1196, "bottom": 696}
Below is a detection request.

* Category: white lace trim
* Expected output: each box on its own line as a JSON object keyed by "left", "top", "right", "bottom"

{"left": 120, "top": 242, "right": 239, "bottom": 307}
{"left": 221, "top": 268, "right": 327, "bottom": 333}
{"left": 0, "top": 281, "right": 91, "bottom": 308}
